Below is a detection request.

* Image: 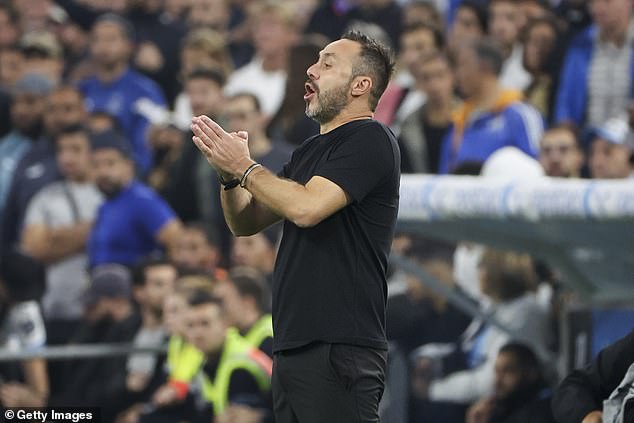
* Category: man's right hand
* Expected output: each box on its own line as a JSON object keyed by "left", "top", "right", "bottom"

{"left": 582, "top": 411, "right": 603, "bottom": 423}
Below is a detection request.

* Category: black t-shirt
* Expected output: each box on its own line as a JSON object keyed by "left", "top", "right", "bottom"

{"left": 273, "top": 119, "right": 400, "bottom": 352}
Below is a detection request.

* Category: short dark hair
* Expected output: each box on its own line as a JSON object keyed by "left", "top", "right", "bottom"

{"left": 132, "top": 254, "right": 176, "bottom": 287}
{"left": 94, "top": 13, "right": 135, "bottom": 41}
{"left": 185, "top": 67, "right": 226, "bottom": 88}
{"left": 229, "top": 92, "right": 262, "bottom": 113}
{"left": 187, "top": 287, "right": 223, "bottom": 309}
{"left": 227, "top": 266, "right": 270, "bottom": 313}
{"left": 470, "top": 38, "right": 505, "bottom": 76}
{"left": 457, "top": 1, "right": 488, "bottom": 33}
{"left": 183, "top": 222, "right": 220, "bottom": 249}
{"left": 499, "top": 342, "right": 541, "bottom": 375}
{"left": 341, "top": 30, "right": 395, "bottom": 111}
{"left": 402, "top": 22, "right": 445, "bottom": 51}
{"left": 54, "top": 124, "right": 90, "bottom": 145}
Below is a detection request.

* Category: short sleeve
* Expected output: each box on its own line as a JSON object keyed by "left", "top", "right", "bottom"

{"left": 134, "top": 189, "right": 177, "bottom": 238}
{"left": 23, "top": 189, "right": 49, "bottom": 227}
{"left": 315, "top": 124, "right": 395, "bottom": 203}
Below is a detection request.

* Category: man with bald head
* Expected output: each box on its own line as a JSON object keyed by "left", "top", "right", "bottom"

{"left": 192, "top": 31, "right": 398, "bottom": 423}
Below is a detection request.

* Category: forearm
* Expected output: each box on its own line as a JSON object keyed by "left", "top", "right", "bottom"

{"left": 243, "top": 167, "right": 323, "bottom": 228}
{"left": 22, "top": 358, "right": 49, "bottom": 400}
{"left": 47, "top": 223, "right": 91, "bottom": 261}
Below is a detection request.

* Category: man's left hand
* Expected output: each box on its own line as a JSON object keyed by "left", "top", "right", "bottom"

{"left": 191, "top": 115, "right": 253, "bottom": 178}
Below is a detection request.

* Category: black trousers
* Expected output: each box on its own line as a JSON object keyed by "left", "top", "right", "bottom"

{"left": 272, "top": 342, "right": 387, "bottom": 423}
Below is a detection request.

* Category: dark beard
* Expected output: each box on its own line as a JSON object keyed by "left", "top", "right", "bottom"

{"left": 97, "top": 181, "right": 123, "bottom": 199}
{"left": 305, "top": 83, "right": 349, "bottom": 124}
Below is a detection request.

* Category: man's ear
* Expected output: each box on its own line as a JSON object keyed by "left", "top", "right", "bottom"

{"left": 351, "top": 75, "right": 373, "bottom": 98}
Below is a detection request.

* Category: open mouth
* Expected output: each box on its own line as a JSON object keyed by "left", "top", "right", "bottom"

{"left": 304, "top": 82, "right": 317, "bottom": 101}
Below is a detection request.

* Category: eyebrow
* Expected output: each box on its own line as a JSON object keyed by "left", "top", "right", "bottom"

{"left": 319, "top": 52, "right": 336, "bottom": 60}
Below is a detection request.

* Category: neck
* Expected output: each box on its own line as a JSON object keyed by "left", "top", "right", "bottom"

{"left": 97, "top": 62, "right": 128, "bottom": 83}
{"left": 470, "top": 79, "right": 501, "bottom": 110}
{"left": 601, "top": 18, "right": 631, "bottom": 45}
{"left": 69, "top": 171, "right": 92, "bottom": 184}
{"left": 261, "top": 52, "right": 287, "bottom": 73}
{"left": 320, "top": 108, "right": 374, "bottom": 134}
{"left": 249, "top": 133, "right": 272, "bottom": 159}
{"left": 501, "top": 43, "right": 514, "bottom": 60}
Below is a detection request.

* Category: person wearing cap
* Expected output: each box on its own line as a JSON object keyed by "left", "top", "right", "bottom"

{"left": 20, "top": 124, "right": 103, "bottom": 342}
{"left": 19, "top": 30, "right": 64, "bottom": 86}
{"left": 88, "top": 129, "right": 183, "bottom": 268}
{"left": 52, "top": 264, "right": 141, "bottom": 416}
{"left": 588, "top": 116, "right": 634, "bottom": 179}
{"left": 0, "top": 73, "right": 53, "bottom": 213}
{"left": 78, "top": 14, "right": 167, "bottom": 175}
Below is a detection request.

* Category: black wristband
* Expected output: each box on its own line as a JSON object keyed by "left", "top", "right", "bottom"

{"left": 218, "top": 174, "right": 240, "bottom": 191}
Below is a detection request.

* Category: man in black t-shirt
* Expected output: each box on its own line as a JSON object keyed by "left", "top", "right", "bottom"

{"left": 192, "top": 31, "right": 398, "bottom": 423}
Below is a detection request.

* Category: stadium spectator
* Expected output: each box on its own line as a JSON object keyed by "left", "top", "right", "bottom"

{"left": 399, "top": 52, "right": 458, "bottom": 174}
{"left": 466, "top": 343, "right": 555, "bottom": 423}
{"left": 88, "top": 130, "right": 183, "bottom": 268}
{"left": 53, "top": 264, "right": 141, "bottom": 413}
{"left": 78, "top": 14, "right": 167, "bottom": 174}
{"left": 374, "top": 22, "right": 444, "bottom": 131}
{"left": 488, "top": 0, "right": 532, "bottom": 91}
{"left": 20, "top": 125, "right": 103, "bottom": 339}
{"left": 158, "top": 68, "right": 226, "bottom": 226}
{"left": 183, "top": 289, "right": 272, "bottom": 422}
{"left": 588, "top": 116, "right": 634, "bottom": 179}
{"left": 411, "top": 250, "right": 552, "bottom": 412}
{"left": 447, "top": 1, "right": 487, "bottom": 54}
{"left": 214, "top": 266, "right": 273, "bottom": 357}
{"left": 555, "top": 0, "right": 634, "bottom": 127}
{"left": 522, "top": 16, "right": 561, "bottom": 122}
{"left": 225, "top": 93, "right": 292, "bottom": 173}
{"left": 1, "top": 86, "right": 87, "bottom": 247}
{"left": 0, "top": 74, "right": 52, "bottom": 212}
{"left": 142, "top": 277, "right": 209, "bottom": 421}
{"left": 172, "top": 28, "right": 233, "bottom": 131}
{"left": 538, "top": 125, "right": 584, "bottom": 178}
{"left": 19, "top": 31, "right": 64, "bottom": 85}
{"left": 224, "top": 1, "right": 299, "bottom": 117}
{"left": 552, "top": 328, "right": 634, "bottom": 423}
{"left": 439, "top": 38, "right": 543, "bottom": 174}
{"left": 114, "top": 256, "right": 178, "bottom": 412}
{"left": 168, "top": 222, "right": 223, "bottom": 277}
{"left": 386, "top": 236, "right": 471, "bottom": 354}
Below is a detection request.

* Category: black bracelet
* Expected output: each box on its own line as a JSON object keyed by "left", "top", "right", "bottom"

{"left": 218, "top": 174, "right": 240, "bottom": 191}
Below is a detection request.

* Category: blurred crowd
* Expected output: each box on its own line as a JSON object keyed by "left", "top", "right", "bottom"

{"left": 0, "top": 0, "right": 631, "bottom": 422}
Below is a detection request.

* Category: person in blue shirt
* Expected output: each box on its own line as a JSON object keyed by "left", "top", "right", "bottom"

{"left": 88, "top": 129, "right": 183, "bottom": 268}
{"left": 554, "top": 0, "right": 634, "bottom": 128}
{"left": 439, "top": 38, "right": 543, "bottom": 174}
{"left": 78, "top": 14, "right": 167, "bottom": 175}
